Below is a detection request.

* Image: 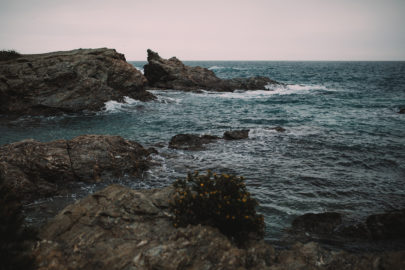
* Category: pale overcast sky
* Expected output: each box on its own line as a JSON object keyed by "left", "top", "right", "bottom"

{"left": 1, "top": 0, "right": 404, "bottom": 60}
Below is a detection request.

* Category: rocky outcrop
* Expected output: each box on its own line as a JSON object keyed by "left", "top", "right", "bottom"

{"left": 169, "top": 134, "right": 221, "bottom": 150}
{"left": 34, "top": 185, "right": 405, "bottom": 270}
{"left": 223, "top": 129, "right": 250, "bottom": 140}
{"left": 144, "top": 49, "right": 281, "bottom": 91}
{"left": 0, "top": 48, "right": 155, "bottom": 116}
{"left": 288, "top": 210, "right": 405, "bottom": 243}
{"left": 169, "top": 130, "right": 251, "bottom": 150}
{"left": 0, "top": 135, "right": 153, "bottom": 202}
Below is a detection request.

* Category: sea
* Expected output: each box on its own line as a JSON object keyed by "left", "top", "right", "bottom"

{"left": 1, "top": 61, "right": 405, "bottom": 248}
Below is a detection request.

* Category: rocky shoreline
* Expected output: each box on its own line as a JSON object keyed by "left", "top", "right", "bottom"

{"left": 1, "top": 48, "right": 405, "bottom": 269}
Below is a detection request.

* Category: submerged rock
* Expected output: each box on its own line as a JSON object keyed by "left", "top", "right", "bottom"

{"left": 34, "top": 185, "right": 405, "bottom": 270}
{"left": 270, "top": 126, "right": 286, "bottom": 133}
{"left": 398, "top": 108, "right": 405, "bottom": 114}
{"left": 144, "top": 49, "right": 281, "bottom": 91}
{"left": 0, "top": 48, "right": 155, "bottom": 116}
{"left": 223, "top": 129, "right": 250, "bottom": 140}
{"left": 0, "top": 135, "right": 153, "bottom": 202}
{"left": 168, "top": 134, "right": 221, "bottom": 150}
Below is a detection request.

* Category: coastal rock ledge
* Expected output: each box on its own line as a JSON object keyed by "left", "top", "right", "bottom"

{"left": 144, "top": 49, "right": 281, "bottom": 91}
{"left": 0, "top": 135, "right": 153, "bottom": 202}
{"left": 0, "top": 48, "right": 155, "bottom": 116}
{"left": 34, "top": 185, "right": 405, "bottom": 270}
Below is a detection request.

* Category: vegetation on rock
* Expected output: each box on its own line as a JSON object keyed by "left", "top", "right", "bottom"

{"left": 0, "top": 50, "right": 21, "bottom": 61}
{"left": 170, "top": 171, "right": 265, "bottom": 244}
{"left": 0, "top": 174, "right": 36, "bottom": 270}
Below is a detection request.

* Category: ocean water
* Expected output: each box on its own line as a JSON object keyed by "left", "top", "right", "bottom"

{"left": 1, "top": 61, "right": 405, "bottom": 245}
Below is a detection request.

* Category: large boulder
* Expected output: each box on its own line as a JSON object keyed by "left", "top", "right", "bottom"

{"left": 223, "top": 129, "right": 250, "bottom": 140}
{"left": 0, "top": 48, "right": 155, "bottom": 116}
{"left": 0, "top": 135, "right": 153, "bottom": 202}
{"left": 144, "top": 49, "right": 280, "bottom": 91}
{"left": 34, "top": 185, "right": 405, "bottom": 270}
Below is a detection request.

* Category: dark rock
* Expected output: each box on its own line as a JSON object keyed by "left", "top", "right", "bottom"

{"left": 289, "top": 209, "right": 405, "bottom": 244}
{"left": 33, "top": 185, "right": 405, "bottom": 270}
{"left": 270, "top": 126, "right": 286, "bottom": 132}
{"left": 169, "top": 134, "right": 220, "bottom": 150}
{"left": 223, "top": 129, "right": 250, "bottom": 140}
{"left": 398, "top": 108, "right": 405, "bottom": 114}
{"left": 0, "top": 48, "right": 155, "bottom": 116}
{"left": 0, "top": 135, "right": 152, "bottom": 202}
{"left": 144, "top": 49, "right": 281, "bottom": 91}
{"left": 291, "top": 212, "right": 343, "bottom": 235}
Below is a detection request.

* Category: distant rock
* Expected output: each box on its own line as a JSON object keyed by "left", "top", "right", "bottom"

{"left": 34, "top": 185, "right": 405, "bottom": 270}
{"left": 398, "top": 108, "right": 405, "bottom": 114}
{"left": 169, "top": 134, "right": 220, "bottom": 150}
{"left": 270, "top": 126, "right": 286, "bottom": 133}
{"left": 0, "top": 48, "right": 155, "bottom": 116}
{"left": 0, "top": 135, "right": 153, "bottom": 202}
{"left": 144, "top": 49, "right": 281, "bottom": 91}
{"left": 223, "top": 129, "right": 250, "bottom": 140}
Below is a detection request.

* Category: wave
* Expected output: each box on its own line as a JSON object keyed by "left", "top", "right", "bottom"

{"left": 103, "top": 96, "right": 142, "bottom": 113}
{"left": 134, "top": 66, "right": 144, "bottom": 74}
{"left": 208, "top": 66, "right": 248, "bottom": 71}
{"left": 213, "top": 84, "right": 331, "bottom": 99}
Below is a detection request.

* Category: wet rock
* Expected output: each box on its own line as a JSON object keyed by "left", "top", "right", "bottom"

{"left": 270, "top": 126, "right": 286, "bottom": 133}
{"left": 33, "top": 185, "right": 405, "bottom": 270}
{"left": 0, "top": 135, "right": 152, "bottom": 202}
{"left": 168, "top": 134, "right": 220, "bottom": 150}
{"left": 398, "top": 108, "right": 405, "bottom": 114}
{"left": 144, "top": 49, "right": 281, "bottom": 91}
{"left": 291, "top": 212, "right": 343, "bottom": 235}
{"left": 34, "top": 184, "right": 277, "bottom": 270}
{"left": 223, "top": 129, "right": 250, "bottom": 140}
{"left": 0, "top": 48, "right": 155, "bottom": 116}
{"left": 288, "top": 209, "right": 405, "bottom": 244}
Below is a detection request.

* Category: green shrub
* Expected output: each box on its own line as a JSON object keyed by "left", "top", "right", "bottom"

{"left": 0, "top": 174, "right": 37, "bottom": 270}
{"left": 0, "top": 50, "right": 21, "bottom": 61}
{"left": 170, "top": 171, "right": 265, "bottom": 244}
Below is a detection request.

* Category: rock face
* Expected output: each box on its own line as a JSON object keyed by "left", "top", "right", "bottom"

{"left": 0, "top": 135, "right": 153, "bottom": 202}
{"left": 168, "top": 134, "right": 220, "bottom": 150}
{"left": 0, "top": 48, "right": 155, "bottom": 115}
{"left": 34, "top": 185, "right": 405, "bottom": 270}
{"left": 144, "top": 49, "right": 281, "bottom": 91}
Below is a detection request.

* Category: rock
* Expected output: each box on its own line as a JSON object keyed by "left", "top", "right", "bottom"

{"left": 33, "top": 185, "right": 405, "bottom": 270}
{"left": 223, "top": 129, "right": 250, "bottom": 140}
{"left": 144, "top": 49, "right": 281, "bottom": 91}
{"left": 398, "top": 108, "right": 405, "bottom": 114}
{"left": 34, "top": 184, "right": 277, "bottom": 270}
{"left": 270, "top": 126, "right": 286, "bottom": 133}
{"left": 168, "top": 134, "right": 220, "bottom": 150}
{"left": 291, "top": 212, "right": 342, "bottom": 236}
{"left": 0, "top": 48, "right": 155, "bottom": 116}
{"left": 288, "top": 209, "right": 405, "bottom": 244}
{"left": 0, "top": 135, "right": 152, "bottom": 202}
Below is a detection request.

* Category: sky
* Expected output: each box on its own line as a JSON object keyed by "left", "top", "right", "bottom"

{"left": 1, "top": 0, "right": 404, "bottom": 61}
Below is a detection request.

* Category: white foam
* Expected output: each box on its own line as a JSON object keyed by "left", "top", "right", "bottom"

{"left": 134, "top": 66, "right": 144, "bottom": 74}
{"left": 212, "top": 84, "right": 330, "bottom": 99}
{"left": 103, "top": 96, "right": 141, "bottom": 112}
{"left": 208, "top": 66, "right": 225, "bottom": 70}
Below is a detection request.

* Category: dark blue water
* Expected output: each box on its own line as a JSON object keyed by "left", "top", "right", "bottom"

{"left": 1, "top": 61, "right": 405, "bottom": 243}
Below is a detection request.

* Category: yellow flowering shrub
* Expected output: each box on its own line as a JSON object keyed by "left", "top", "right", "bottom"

{"left": 170, "top": 171, "right": 265, "bottom": 243}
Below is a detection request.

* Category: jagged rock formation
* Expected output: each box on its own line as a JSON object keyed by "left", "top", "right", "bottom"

{"left": 0, "top": 48, "right": 155, "bottom": 116}
{"left": 0, "top": 135, "right": 153, "bottom": 202}
{"left": 144, "top": 49, "right": 281, "bottom": 91}
{"left": 34, "top": 185, "right": 405, "bottom": 270}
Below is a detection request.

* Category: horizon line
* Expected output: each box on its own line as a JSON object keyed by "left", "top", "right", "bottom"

{"left": 128, "top": 59, "right": 405, "bottom": 62}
